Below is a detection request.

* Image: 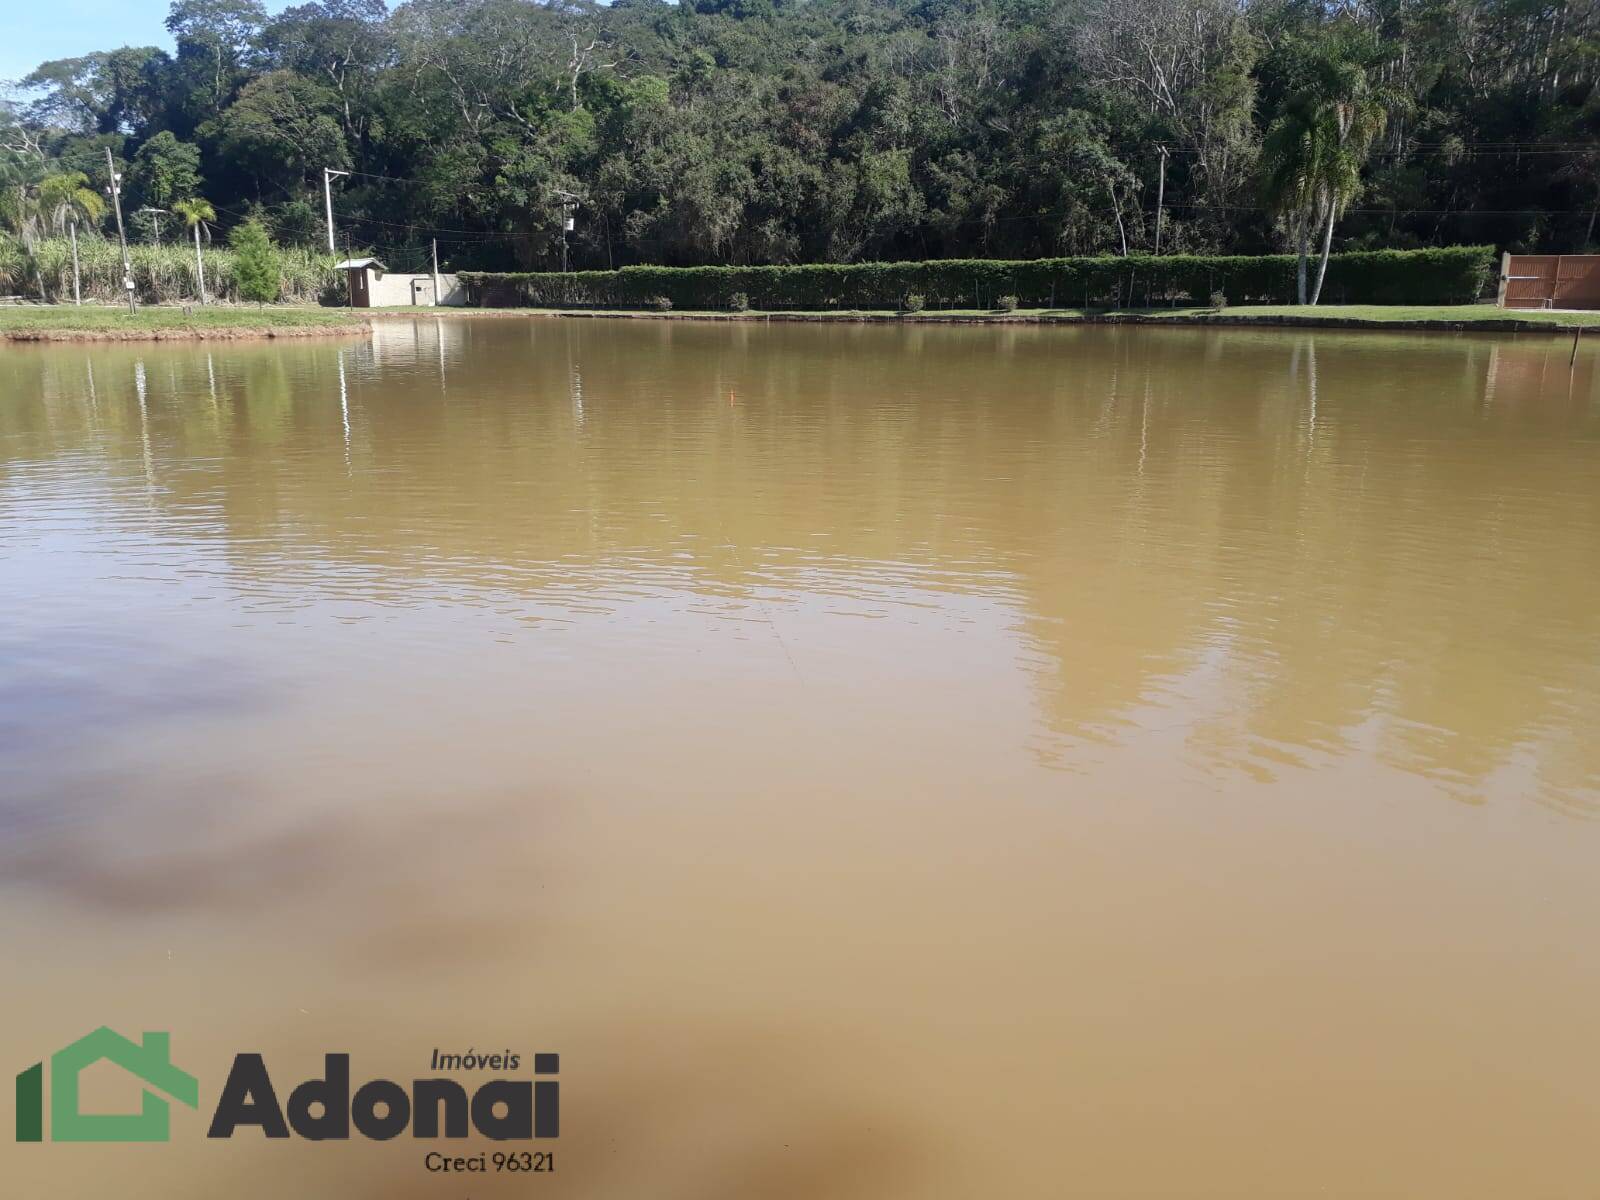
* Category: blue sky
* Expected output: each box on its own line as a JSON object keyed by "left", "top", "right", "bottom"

{"left": 1, "top": 1, "right": 298, "bottom": 86}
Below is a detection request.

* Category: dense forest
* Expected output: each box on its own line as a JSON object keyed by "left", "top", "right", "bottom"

{"left": 2, "top": 0, "right": 1599, "bottom": 278}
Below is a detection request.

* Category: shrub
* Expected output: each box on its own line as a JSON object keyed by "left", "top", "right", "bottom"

{"left": 904, "top": 292, "right": 926, "bottom": 313}
{"left": 646, "top": 295, "right": 673, "bottom": 311}
{"left": 1209, "top": 289, "right": 1228, "bottom": 310}
{"left": 996, "top": 294, "right": 1019, "bottom": 312}
{"left": 461, "top": 247, "right": 1495, "bottom": 313}
{"left": 230, "top": 219, "right": 281, "bottom": 304}
{"left": 729, "top": 291, "right": 750, "bottom": 312}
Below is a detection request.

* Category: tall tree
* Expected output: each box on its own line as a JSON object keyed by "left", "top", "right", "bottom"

{"left": 4, "top": 184, "right": 48, "bottom": 299}
{"left": 173, "top": 197, "right": 217, "bottom": 303}
{"left": 131, "top": 132, "right": 203, "bottom": 209}
{"left": 229, "top": 215, "right": 279, "bottom": 302}
{"left": 37, "top": 171, "right": 106, "bottom": 304}
{"left": 214, "top": 71, "right": 350, "bottom": 189}
{"left": 1261, "top": 42, "right": 1387, "bottom": 304}
{"left": 20, "top": 49, "right": 172, "bottom": 136}
{"left": 259, "top": 0, "right": 393, "bottom": 138}
{"left": 166, "top": 0, "right": 269, "bottom": 126}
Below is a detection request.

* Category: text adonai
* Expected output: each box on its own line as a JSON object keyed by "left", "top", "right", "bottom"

{"left": 206, "top": 1052, "right": 559, "bottom": 1141}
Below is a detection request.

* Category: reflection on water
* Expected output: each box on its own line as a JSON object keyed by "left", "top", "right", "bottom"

{"left": 2, "top": 320, "right": 1598, "bottom": 1197}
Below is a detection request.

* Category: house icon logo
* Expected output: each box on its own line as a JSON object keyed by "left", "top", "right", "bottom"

{"left": 15, "top": 1027, "right": 199, "bottom": 1143}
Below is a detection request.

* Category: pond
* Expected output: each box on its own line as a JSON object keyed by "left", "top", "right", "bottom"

{"left": 2, "top": 318, "right": 1598, "bottom": 1196}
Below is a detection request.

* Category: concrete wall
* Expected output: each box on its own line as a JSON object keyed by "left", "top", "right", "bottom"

{"left": 437, "top": 274, "right": 467, "bottom": 306}
{"left": 365, "top": 271, "right": 467, "bottom": 308}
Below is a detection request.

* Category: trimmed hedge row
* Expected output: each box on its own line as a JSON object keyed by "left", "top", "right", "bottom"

{"left": 461, "top": 247, "right": 1496, "bottom": 311}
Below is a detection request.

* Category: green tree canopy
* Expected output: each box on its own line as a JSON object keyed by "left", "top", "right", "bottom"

{"left": 37, "top": 171, "right": 107, "bottom": 234}
{"left": 2, "top": 0, "right": 1598, "bottom": 274}
{"left": 213, "top": 71, "right": 350, "bottom": 188}
{"left": 1262, "top": 38, "right": 1387, "bottom": 304}
{"left": 172, "top": 195, "right": 216, "bottom": 231}
{"left": 131, "top": 131, "right": 203, "bottom": 210}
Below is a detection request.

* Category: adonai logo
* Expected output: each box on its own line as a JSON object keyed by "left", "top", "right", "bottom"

{"left": 207, "top": 1052, "right": 559, "bottom": 1141}
{"left": 15, "top": 1028, "right": 199, "bottom": 1143}
{"left": 17, "top": 1033, "right": 557, "bottom": 1147}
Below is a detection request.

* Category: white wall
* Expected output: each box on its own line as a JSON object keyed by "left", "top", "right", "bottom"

{"left": 364, "top": 272, "right": 468, "bottom": 308}
{"left": 437, "top": 274, "right": 467, "bottom": 306}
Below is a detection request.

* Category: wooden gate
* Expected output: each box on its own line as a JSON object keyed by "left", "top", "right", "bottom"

{"left": 1498, "top": 253, "right": 1600, "bottom": 310}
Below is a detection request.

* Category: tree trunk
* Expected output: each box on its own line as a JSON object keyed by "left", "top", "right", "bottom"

{"left": 1312, "top": 197, "right": 1337, "bottom": 305}
{"left": 1310, "top": 199, "right": 1337, "bottom": 306}
{"left": 1295, "top": 226, "right": 1309, "bottom": 306}
{"left": 1110, "top": 185, "right": 1128, "bottom": 257}
{"left": 193, "top": 225, "right": 208, "bottom": 305}
{"left": 69, "top": 220, "right": 81, "bottom": 306}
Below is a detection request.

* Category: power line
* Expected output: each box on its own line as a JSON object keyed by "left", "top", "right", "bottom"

{"left": 335, "top": 210, "right": 539, "bottom": 239}
{"left": 1163, "top": 140, "right": 1600, "bottom": 155}
{"left": 1160, "top": 201, "right": 1580, "bottom": 216}
{"left": 343, "top": 168, "right": 437, "bottom": 187}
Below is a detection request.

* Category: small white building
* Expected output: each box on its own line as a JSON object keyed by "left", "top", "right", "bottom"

{"left": 335, "top": 258, "right": 467, "bottom": 308}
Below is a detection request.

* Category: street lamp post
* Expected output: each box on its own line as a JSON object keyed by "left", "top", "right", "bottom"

{"left": 138, "top": 207, "right": 169, "bottom": 246}
{"left": 555, "top": 189, "right": 580, "bottom": 273}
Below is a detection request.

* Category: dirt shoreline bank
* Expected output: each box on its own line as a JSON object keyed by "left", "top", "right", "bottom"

{"left": 3, "top": 324, "right": 370, "bottom": 343}
{"left": 533, "top": 308, "right": 1600, "bottom": 334}
{"left": 10, "top": 305, "right": 1595, "bottom": 340}
{"left": 363, "top": 305, "right": 1600, "bottom": 334}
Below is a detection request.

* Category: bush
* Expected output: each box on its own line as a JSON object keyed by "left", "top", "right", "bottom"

{"left": 1209, "top": 289, "right": 1228, "bottom": 310}
{"left": 230, "top": 219, "right": 281, "bottom": 304}
{"left": 996, "top": 294, "right": 1019, "bottom": 312}
{"left": 462, "top": 247, "right": 1495, "bottom": 312}
{"left": 646, "top": 295, "right": 673, "bottom": 311}
{"left": 904, "top": 293, "right": 926, "bottom": 313}
{"left": 729, "top": 291, "right": 750, "bottom": 312}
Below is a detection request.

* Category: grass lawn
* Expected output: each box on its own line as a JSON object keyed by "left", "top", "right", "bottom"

{"left": 0, "top": 304, "right": 365, "bottom": 340}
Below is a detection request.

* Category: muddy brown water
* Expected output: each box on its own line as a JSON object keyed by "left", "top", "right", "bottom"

{"left": 2, "top": 318, "right": 1598, "bottom": 1198}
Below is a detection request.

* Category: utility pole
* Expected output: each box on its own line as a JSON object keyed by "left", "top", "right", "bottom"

{"left": 1154, "top": 145, "right": 1169, "bottom": 256}
{"left": 431, "top": 237, "right": 441, "bottom": 306}
{"left": 105, "top": 146, "right": 135, "bottom": 314}
{"left": 323, "top": 167, "right": 351, "bottom": 255}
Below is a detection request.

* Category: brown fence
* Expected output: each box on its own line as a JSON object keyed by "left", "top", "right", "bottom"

{"left": 1498, "top": 253, "right": 1600, "bottom": 309}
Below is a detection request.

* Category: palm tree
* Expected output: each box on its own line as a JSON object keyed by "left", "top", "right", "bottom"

{"left": 0, "top": 158, "right": 42, "bottom": 298}
{"left": 7, "top": 185, "right": 49, "bottom": 301}
{"left": 173, "top": 198, "right": 217, "bottom": 305}
{"left": 1261, "top": 51, "right": 1386, "bottom": 305}
{"left": 0, "top": 231, "right": 25, "bottom": 297}
{"left": 38, "top": 172, "right": 106, "bottom": 306}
